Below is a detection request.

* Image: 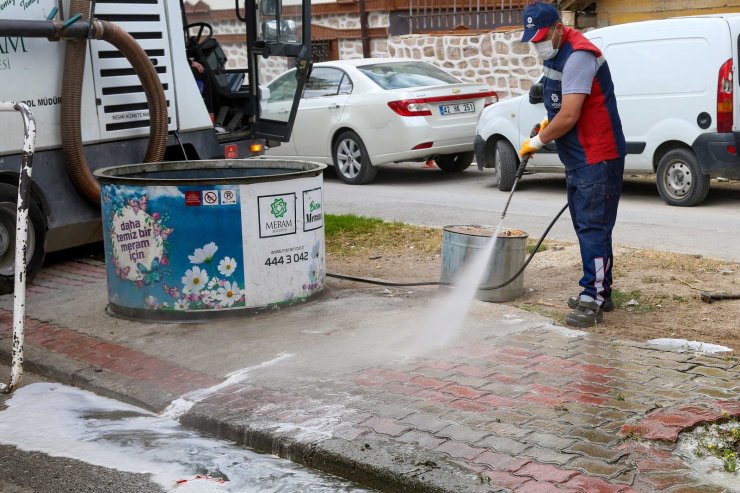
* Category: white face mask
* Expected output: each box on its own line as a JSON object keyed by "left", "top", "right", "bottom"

{"left": 535, "top": 39, "right": 559, "bottom": 60}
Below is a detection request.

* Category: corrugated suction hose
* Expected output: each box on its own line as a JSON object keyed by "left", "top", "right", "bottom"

{"left": 62, "top": 0, "right": 167, "bottom": 205}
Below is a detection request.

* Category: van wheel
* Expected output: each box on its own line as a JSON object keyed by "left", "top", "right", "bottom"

{"left": 656, "top": 149, "right": 710, "bottom": 206}
{"left": 495, "top": 140, "right": 518, "bottom": 191}
{"left": 436, "top": 152, "right": 474, "bottom": 172}
{"left": 0, "top": 184, "right": 47, "bottom": 295}
{"left": 333, "top": 131, "right": 378, "bottom": 185}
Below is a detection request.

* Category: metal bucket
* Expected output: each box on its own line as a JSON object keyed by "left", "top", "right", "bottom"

{"left": 95, "top": 159, "right": 327, "bottom": 322}
{"left": 440, "top": 225, "right": 528, "bottom": 302}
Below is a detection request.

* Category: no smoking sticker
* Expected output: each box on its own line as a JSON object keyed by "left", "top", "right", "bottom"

{"left": 203, "top": 190, "right": 219, "bottom": 206}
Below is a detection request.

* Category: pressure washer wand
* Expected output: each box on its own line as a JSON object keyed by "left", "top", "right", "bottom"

{"left": 499, "top": 153, "right": 530, "bottom": 222}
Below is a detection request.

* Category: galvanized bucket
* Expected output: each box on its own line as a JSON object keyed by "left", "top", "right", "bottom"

{"left": 440, "top": 225, "right": 528, "bottom": 302}
{"left": 95, "top": 159, "right": 327, "bottom": 322}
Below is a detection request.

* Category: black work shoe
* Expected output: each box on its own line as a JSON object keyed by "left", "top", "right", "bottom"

{"left": 565, "top": 299, "right": 604, "bottom": 328}
{"left": 568, "top": 295, "right": 614, "bottom": 312}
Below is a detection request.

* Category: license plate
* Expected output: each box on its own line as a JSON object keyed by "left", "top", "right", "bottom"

{"left": 439, "top": 102, "right": 475, "bottom": 115}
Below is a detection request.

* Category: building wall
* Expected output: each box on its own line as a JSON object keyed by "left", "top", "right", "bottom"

{"left": 596, "top": 0, "right": 740, "bottom": 26}
{"left": 388, "top": 33, "right": 539, "bottom": 100}
{"left": 193, "top": 5, "right": 541, "bottom": 96}
{"left": 187, "top": 0, "right": 740, "bottom": 102}
{"left": 206, "top": 18, "right": 251, "bottom": 68}
{"left": 313, "top": 11, "right": 389, "bottom": 30}
{"left": 210, "top": 11, "right": 393, "bottom": 77}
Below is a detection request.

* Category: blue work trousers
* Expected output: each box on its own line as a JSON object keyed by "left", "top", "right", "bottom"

{"left": 565, "top": 158, "right": 625, "bottom": 306}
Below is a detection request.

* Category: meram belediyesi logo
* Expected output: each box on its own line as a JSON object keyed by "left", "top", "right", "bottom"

{"left": 262, "top": 196, "right": 294, "bottom": 236}
{"left": 270, "top": 197, "right": 288, "bottom": 218}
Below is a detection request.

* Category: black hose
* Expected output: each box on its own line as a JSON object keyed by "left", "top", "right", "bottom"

{"left": 326, "top": 202, "right": 569, "bottom": 290}
{"left": 326, "top": 272, "right": 446, "bottom": 287}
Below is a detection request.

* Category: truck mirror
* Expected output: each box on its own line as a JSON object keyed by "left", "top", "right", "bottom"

{"left": 529, "top": 83, "right": 543, "bottom": 105}
{"left": 261, "top": 0, "right": 281, "bottom": 16}
{"left": 261, "top": 20, "right": 298, "bottom": 43}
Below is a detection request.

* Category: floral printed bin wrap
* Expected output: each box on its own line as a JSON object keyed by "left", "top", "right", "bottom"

{"left": 100, "top": 175, "right": 325, "bottom": 319}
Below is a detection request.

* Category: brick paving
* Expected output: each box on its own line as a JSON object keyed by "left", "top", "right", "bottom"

{"left": 0, "top": 260, "right": 739, "bottom": 492}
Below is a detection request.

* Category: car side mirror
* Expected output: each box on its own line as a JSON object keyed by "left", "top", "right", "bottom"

{"left": 529, "top": 83, "right": 543, "bottom": 105}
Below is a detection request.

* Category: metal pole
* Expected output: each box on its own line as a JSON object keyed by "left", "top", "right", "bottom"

{"left": 409, "top": 0, "right": 413, "bottom": 34}
{"left": 358, "top": 0, "right": 370, "bottom": 57}
{"left": 0, "top": 18, "right": 91, "bottom": 39}
{"left": 0, "top": 102, "right": 36, "bottom": 394}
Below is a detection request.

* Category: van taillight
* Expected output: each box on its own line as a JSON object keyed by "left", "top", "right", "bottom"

{"left": 717, "top": 58, "right": 734, "bottom": 133}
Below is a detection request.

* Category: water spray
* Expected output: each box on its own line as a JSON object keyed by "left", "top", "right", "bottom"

{"left": 327, "top": 148, "right": 569, "bottom": 292}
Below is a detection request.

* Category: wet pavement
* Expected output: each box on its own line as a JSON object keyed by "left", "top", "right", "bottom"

{"left": 1, "top": 258, "right": 739, "bottom": 492}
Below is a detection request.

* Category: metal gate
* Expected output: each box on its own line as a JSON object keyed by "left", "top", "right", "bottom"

{"left": 391, "top": 0, "right": 527, "bottom": 35}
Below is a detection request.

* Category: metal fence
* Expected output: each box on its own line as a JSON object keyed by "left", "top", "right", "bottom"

{"left": 394, "top": 0, "right": 526, "bottom": 35}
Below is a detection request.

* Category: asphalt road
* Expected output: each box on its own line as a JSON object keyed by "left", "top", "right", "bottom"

{"left": 0, "top": 445, "right": 166, "bottom": 493}
{"left": 0, "top": 368, "right": 166, "bottom": 493}
{"left": 322, "top": 164, "right": 740, "bottom": 261}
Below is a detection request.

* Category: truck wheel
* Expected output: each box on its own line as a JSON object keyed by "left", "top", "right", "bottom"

{"left": 333, "top": 131, "right": 378, "bottom": 185}
{"left": 436, "top": 152, "right": 474, "bottom": 172}
{"left": 656, "top": 149, "right": 710, "bottom": 207}
{"left": 495, "top": 140, "right": 518, "bottom": 191}
{"left": 0, "top": 184, "right": 46, "bottom": 295}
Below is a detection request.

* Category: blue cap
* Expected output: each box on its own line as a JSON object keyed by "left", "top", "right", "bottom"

{"left": 521, "top": 2, "right": 560, "bottom": 43}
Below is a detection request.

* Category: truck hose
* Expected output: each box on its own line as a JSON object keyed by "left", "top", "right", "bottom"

{"left": 62, "top": 0, "right": 167, "bottom": 205}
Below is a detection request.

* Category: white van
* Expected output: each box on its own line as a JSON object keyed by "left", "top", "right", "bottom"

{"left": 475, "top": 14, "right": 740, "bottom": 206}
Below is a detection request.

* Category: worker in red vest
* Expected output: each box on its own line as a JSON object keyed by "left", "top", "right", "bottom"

{"left": 520, "top": 1, "right": 627, "bottom": 328}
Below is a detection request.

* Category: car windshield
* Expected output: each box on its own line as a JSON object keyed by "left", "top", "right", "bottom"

{"left": 358, "top": 61, "right": 461, "bottom": 90}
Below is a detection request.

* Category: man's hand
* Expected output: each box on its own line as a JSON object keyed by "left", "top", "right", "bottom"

{"left": 520, "top": 134, "right": 544, "bottom": 157}
{"left": 191, "top": 60, "right": 205, "bottom": 74}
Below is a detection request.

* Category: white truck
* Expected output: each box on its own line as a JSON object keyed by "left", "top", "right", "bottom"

{"left": 0, "top": 0, "right": 312, "bottom": 292}
{"left": 475, "top": 14, "right": 740, "bottom": 207}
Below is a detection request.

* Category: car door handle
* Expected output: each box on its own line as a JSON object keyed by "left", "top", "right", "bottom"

{"left": 328, "top": 103, "right": 341, "bottom": 109}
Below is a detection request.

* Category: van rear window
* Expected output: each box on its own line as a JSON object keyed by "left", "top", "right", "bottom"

{"left": 605, "top": 38, "right": 709, "bottom": 96}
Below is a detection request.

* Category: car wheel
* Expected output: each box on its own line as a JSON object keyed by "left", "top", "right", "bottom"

{"left": 495, "top": 140, "right": 518, "bottom": 191}
{"left": 0, "top": 183, "right": 46, "bottom": 295}
{"left": 435, "top": 152, "right": 474, "bottom": 173}
{"left": 656, "top": 149, "right": 710, "bottom": 207}
{"left": 332, "top": 130, "right": 378, "bottom": 185}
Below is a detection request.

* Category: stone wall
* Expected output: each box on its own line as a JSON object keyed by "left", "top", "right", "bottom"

{"left": 312, "top": 12, "right": 389, "bottom": 30}
{"left": 210, "top": 18, "right": 250, "bottom": 68}
{"left": 207, "top": 12, "right": 542, "bottom": 98}
{"left": 387, "top": 32, "right": 540, "bottom": 100}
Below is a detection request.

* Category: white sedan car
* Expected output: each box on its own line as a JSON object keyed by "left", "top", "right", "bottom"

{"left": 263, "top": 58, "right": 497, "bottom": 184}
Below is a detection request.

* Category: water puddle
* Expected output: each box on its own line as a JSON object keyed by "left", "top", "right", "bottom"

{"left": 674, "top": 422, "right": 740, "bottom": 491}
{"left": 163, "top": 353, "right": 293, "bottom": 419}
{"left": 0, "top": 382, "right": 372, "bottom": 492}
